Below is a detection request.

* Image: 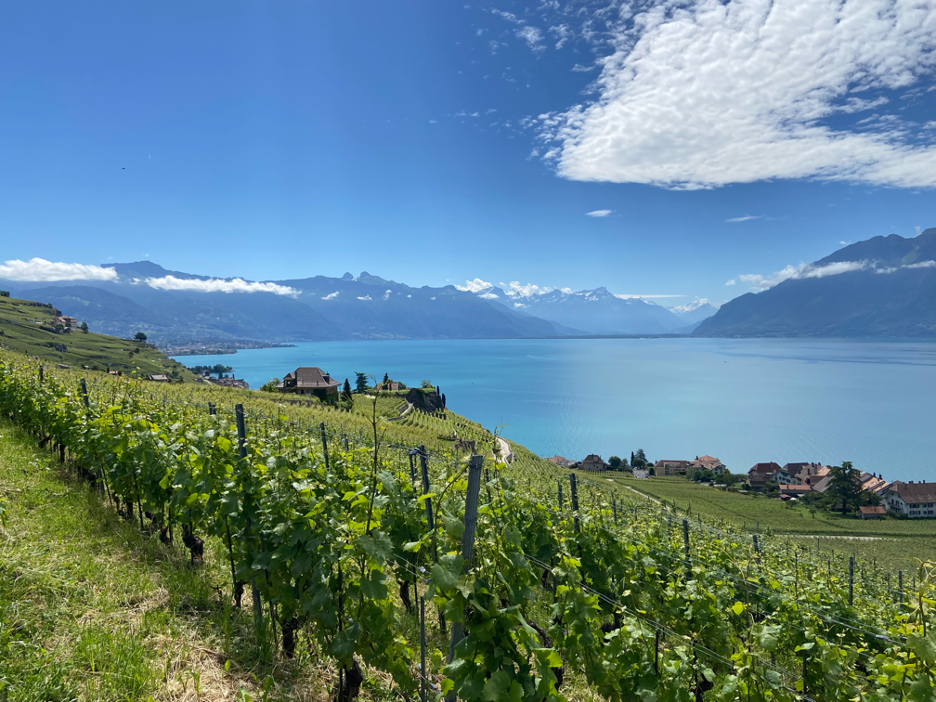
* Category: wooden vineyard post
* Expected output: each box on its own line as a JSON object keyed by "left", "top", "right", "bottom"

{"left": 682, "top": 518, "right": 691, "bottom": 576}
{"left": 848, "top": 556, "right": 855, "bottom": 606}
{"left": 613, "top": 496, "right": 618, "bottom": 525}
{"left": 419, "top": 446, "right": 434, "bottom": 531}
{"left": 236, "top": 404, "right": 263, "bottom": 633}
{"left": 446, "top": 455, "right": 484, "bottom": 702}
{"left": 319, "top": 422, "right": 330, "bottom": 472}
{"left": 569, "top": 474, "right": 580, "bottom": 534}
{"left": 80, "top": 378, "right": 89, "bottom": 409}
{"left": 420, "top": 596, "right": 428, "bottom": 702}
{"left": 795, "top": 549, "right": 799, "bottom": 598}
{"left": 38, "top": 365, "right": 43, "bottom": 384}
{"left": 558, "top": 480, "right": 563, "bottom": 510}
{"left": 898, "top": 571, "right": 903, "bottom": 607}
{"left": 408, "top": 449, "right": 417, "bottom": 487}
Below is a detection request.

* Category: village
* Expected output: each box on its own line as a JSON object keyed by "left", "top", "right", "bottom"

{"left": 544, "top": 452, "right": 935, "bottom": 520}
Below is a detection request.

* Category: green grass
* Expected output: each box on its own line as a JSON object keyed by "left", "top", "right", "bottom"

{"left": 0, "top": 417, "right": 406, "bottom": 702}
{"left": 0, "top": 295, "right": 195, "bottom": 381}
{"left": 605, "top": 473, "right": 936, "bottom": 570}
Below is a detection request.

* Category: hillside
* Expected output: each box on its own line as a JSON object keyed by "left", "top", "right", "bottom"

{"left": 0, "top": 293, "right": 196, "bottom": 380}
{"left": 695, "top": 228, "right": 936, "bottom": 337}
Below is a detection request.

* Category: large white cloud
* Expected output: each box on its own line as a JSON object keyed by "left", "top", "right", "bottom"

{"left": 537, "top": 0, "right": 936, "bottom": 189}
{"left": 144, "top": 275, "right": 298, "bottom": 296}
{"left": 0, "top": 258, "right": 119, "bottom": 282}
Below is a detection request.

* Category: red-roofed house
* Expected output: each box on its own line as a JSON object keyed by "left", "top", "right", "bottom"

{"left": 279, "top": 367, "right": 341, "bottom": 399}
{"left": 748, "top": 462, "right": 782, "bottom": 490}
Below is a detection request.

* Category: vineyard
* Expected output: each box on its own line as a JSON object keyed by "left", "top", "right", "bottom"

{"left": 0, "top": 355, "right": 933, "bottom": 702}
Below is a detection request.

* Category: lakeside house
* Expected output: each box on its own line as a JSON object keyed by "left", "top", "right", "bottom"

{"left": 655, "top": 459, "right": 690, "bottom": 476}
{"left": 748, "top": 462, "right": 782, "bottom": 489}
{"left": 278, "top": 367, "right": 341, "bottom": 399}
{"left": 778, "top": 484, "right": 812, "bottom": 499}
{"left": 579, "top": 455, "right": 608, "bottom": 472}
{"left": 546, "top": 456, "right": 575, "bottom": 468}
{"left": 691, "top": 455, "right": 726, "bottom": 474}
{"left": 884, "top": 481, "right": 935, "bottom": 518}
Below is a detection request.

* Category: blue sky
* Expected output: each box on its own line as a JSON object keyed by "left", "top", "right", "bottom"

{"left": 1, "top": 0, "right": 933, "bottom": 306}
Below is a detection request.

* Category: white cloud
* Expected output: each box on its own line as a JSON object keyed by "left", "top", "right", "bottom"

{"left": 726, "top": 215, "right": 762, "bottom": 223}
{"left": 724, "top": 259, "right": 918, "bottom": 290}
{"left": 586, "top": 209, "right": 613, "bottom": 217}
{"left": 571, "top": 63, "right": 595, "bottom": 72}
{"left": 478, "top": 292, "right": 499, "bottom": 299}
{"left": 382, "top": 289, "right": 392, "bottom": 300}
{"left": 503, "top": 281, "right": 552, "bottom": 298}
{"left": 0, "top": 258, "right": 118, "bottom": 282}
{"left": 455, "top": 278, "right": 494, "bottom": 293}
{"left": 321, "top": 291, "right": 340, "bottom": 300}
{"left": 144, "top": 275, "right": 298, "bottom": 296}
{"left": 550, "top": 23, "right": 572, "bottom": 49}
{"left": 357, "top": 295, "right": 372, "bottom": 301}
{"left": 536, "top": 0, "right": 936, "bottom": 189}
{"left": 516, "top": 26, "right": 545, "bottom": 53}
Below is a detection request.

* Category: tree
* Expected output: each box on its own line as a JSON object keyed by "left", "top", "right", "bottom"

{"left": 421, "top": 379, "right": 433, "bottom": 389}
{"left": 134, "top": 332, "right": 147, "bottom": 342}
{"left": 382, "top": 372, "right": 390, "bottom": 385}
{"left": 631, "top": 448, "right": 648, "bottom": 468}
{"left": 260, "top": 378, "right": 280, "bottom": 392}
{"left": 608, "top": 456, "right": 622, "bottom": 470}
{"left": 211, "top": 364, "right": 233, "bottom": 378}
{"left": 342, "top": 378, "right": 353, "bottom": 402}
{"left": 79, "top": 322, "right": 89, "bottom": 333}
{"left": 826, "top": 461, "right": 863, "bottom": 515}
{"left": 355, "top": 372, "right": 369, "bottom": 394}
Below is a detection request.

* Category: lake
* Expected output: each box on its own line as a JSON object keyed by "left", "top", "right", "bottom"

{"left": 173, "top": 338, "right": 936, "bottom": 483}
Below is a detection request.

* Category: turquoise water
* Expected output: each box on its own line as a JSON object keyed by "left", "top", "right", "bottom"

{"left": 173, "top": 339, "right": 936, "bottom": 483}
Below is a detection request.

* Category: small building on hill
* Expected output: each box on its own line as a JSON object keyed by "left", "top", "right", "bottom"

{"left": 655, "top": 459, "right": 690, "bottom": 476}
{"left": 859, "top": 505, "right": 886, "bottom": 520}
{"left": 279, "top": 367, "right": 341, "bottom": 399}
{"left": 748, "top": 462, "right": 782, "bottom": 489}
{"left": 376, "top": 381, "right": 401, "bottom": 392}
{"left": 691, "top": 455, "right": 726, "bottom": 474}
{"left": 546, "top": 456, "right": 574, "bottom": 468}
{"left": 579, "top": 454, "right": 608, "bottom": 472}
{"left": 149, "top": 374, "right": 170, "bottom": 382}
{"left": 885, "top": 481, "right": 936, "bottom": 518}
{"left": 778, "top": 484, "right": 812, "bottom": 498}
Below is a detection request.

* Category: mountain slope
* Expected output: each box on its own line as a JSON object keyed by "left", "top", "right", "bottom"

{"left": 0, "top": 293, "right": 194, "bottom": 378}
{"left": 695, "top": 229, "right": 936, "bottom": 338}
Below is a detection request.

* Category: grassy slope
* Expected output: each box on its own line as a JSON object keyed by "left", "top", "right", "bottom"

{"left": 607, "top": 473, "right": 936, "bottom": 570}
{"left": 0, "top": 294, "right": 196, "bottom": 380}
{"left": 0, "top": 417, "right": 405, "bottom": 702}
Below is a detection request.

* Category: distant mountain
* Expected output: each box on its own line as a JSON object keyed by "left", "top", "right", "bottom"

{"left": 695, "top": 229, "right": 936, "bottom": 338}
{"left": 2, "top": 265, "right": 571, "bottom": 342}
{"left": 669, "top": 299, "right": 719, "bottom": 325}
{"left": 465, "top": 284, "right": 686, "bottom": 334}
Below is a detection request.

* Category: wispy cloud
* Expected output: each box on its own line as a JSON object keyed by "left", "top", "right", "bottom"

{"left": 321, "top": 291, "right": 340, "bottom": 300}
{"left": 0, "top": 258, "right": 118, "bottom": 282}
{"left": 145, "top": 275, "right": 298, "bottom": 296}
{"left": 455, "top": 278, "right": 494, "bottom": 293}
{"left": 535, "top": 0, "right": 936, "bottom": 189}
{"left": 586, "top": 209, "right": 612, "bottom": 217}
{"left": 724, "top": 258, "right": 936, "bottom": 290}
{"left": 516, "top": 26, "right": 545, "bottom": 53}
{"left": 726, "top": 215, "right": 763, "bottom": 223}
{"left": 382, "top": 289, "right": 392, "bottom": 300}
{"left": 478, "top": 292, "right": 499, "bottom": 299}
{"left": 357, "top": 295, "right": 372, "bottom": 301}
{"left": 571, "top": 63, "right": 595, "bottom": 72}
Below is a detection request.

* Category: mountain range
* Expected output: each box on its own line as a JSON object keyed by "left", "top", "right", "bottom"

{"left": 2, "top": 229, "right": 932, "bottom": 342}
{"left": 695, "top": 228, "right": 936, "bottom": 338}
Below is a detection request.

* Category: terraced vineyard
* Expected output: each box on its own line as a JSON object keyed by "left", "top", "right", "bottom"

{"left": 0, "top": 354, "right": 933, "bottom": 702}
